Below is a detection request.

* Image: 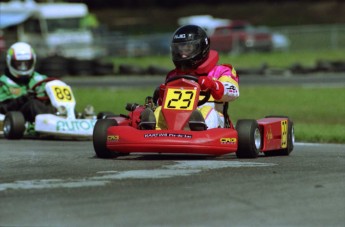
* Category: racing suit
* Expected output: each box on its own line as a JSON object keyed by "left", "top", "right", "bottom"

{"left": 154, "top": 50, "right": 239, "bottom": 129}
{"left": 0, "top": 68, "right": 55, "bottom": 122}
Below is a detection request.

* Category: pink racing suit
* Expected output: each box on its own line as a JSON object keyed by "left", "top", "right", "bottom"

{"left": 155, "top": 50, "right": 240, "bottom": 129}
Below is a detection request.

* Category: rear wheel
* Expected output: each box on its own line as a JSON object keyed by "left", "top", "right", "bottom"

{"left": 236, "top": 119, "right": 261, "bottom": 158}
{"left": 97, "top": 111, "right": 115, "bottom": 119}
{"left": 3, "top": 111, "right": 26, "bottom": 140}
{"left": 93, "top": 119, "right": 118, "bottom": 158}
{"left": 264, "top": 116, "right": 295, "bottom": 156}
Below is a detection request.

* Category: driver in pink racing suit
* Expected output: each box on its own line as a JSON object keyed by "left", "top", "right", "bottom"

{"left": 148, "top": 25, "right": 239, "bottom": 130}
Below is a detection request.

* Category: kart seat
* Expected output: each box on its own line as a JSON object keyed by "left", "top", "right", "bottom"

{"left": 139, "top": 108, "right": 156, "bottom": 130}
{"left": 189, "top": 110, "right": 207, "bottom": 131}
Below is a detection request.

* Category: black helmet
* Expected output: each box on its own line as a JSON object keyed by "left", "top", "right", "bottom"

{"left": 171, "top": 25, "right": 210, "bottom": 70}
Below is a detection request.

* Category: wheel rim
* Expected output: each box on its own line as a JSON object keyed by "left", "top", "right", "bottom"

{"left": 3, "top": 119, "right": 10, "bottom": 135}
{"left": 254, "top": 128, "right": 261, "bottom": 150}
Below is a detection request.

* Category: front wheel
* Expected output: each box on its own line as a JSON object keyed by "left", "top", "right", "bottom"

{"left": 236, "top": 119, "right": 261, "bottom": 158}
{"left": 93, "top": 119, "right": 118, "bottom": 158}
{"left": 3, "top": 111, "right": 26, "bottom": 139}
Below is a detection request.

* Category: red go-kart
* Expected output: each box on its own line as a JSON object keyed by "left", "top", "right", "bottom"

{"left": 93, "top": 75, "right": 294, "bottom": 159}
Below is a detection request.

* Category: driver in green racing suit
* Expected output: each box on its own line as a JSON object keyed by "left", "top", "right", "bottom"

{"left": 0, "top": 42, "right": 55, "bottom": 122}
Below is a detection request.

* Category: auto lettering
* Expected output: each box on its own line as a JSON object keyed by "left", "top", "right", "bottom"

{"left": 56, "top": 120, "right": 96, "bottom": 132}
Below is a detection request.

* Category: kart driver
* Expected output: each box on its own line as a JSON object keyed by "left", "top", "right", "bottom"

{"left": 0, "top": 42, "right": 56, "bottom": 122}
{"left": 142, "top": 25, "right": 240, "bottom": 130}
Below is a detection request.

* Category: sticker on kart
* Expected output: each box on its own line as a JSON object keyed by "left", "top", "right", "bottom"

{"left": 56, "top": 119, "right": 96, "bottom": 132}
{"left": 164, "top": 88, "right": 196, "bottom": 110}
{"left": 220, "top": 138, "right": 237, "bottom": 144}
{"left": 144, "top": 133, "right": 193, "bottom": 139}
{"left": 50, "top": 85, "right": 75, "bottom": 102}
{"left": 35, "top": 114, "right": 97, "bottom": 136}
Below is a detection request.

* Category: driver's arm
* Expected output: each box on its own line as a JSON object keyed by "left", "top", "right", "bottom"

{"left": 218, "top": 75, "right": 239, "bottom": 102}
{"left": 0, "top": 83, "right": 29, "bottom": 113}
{"left": 0, "top": 95, "right": 30, "bottom": 113}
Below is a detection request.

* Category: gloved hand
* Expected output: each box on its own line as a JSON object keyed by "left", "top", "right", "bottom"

{"left": 198, "top": 76, "right": 224, "bottom": 100}
{"left": 26, "top": 89, "right": 36, "bottom": 99}
{"left": 0, "top": 91, "right": 36, "bottom": 113}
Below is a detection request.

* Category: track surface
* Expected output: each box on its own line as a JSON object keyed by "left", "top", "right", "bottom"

{"left": 1, "top": 140, "right": 344, "bottom": 226}
{"left": 1, "top": 73, "right": 344, "bottom": 226}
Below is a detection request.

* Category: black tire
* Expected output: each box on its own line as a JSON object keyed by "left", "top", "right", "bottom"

{"left": 93, "top": 119, "right": 118, "bottom": 158}
{"left": 69, "top": 59, "right": 96, "bottom": 76}
{"left": 94, "top": 61, "right": 114, "bottom": 76}
{"left": 3, "top": 111, "right": 26, "bottom": 140}
{"left": 97, "top": 111, "right": 115, "bottom": 120}
{"left": 38, "top": 55, "right": 69, "bottom": 78}
{"left": 236, "top": 119, "right": 261, "bottom": 158}
{"left": 118, "top": 64, "right": 146, "bottom": 75}
{"left": 264, "top": 116, "right": 294, "bottom": 156}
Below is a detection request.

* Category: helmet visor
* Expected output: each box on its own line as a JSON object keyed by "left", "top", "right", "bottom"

{"left": 11, "top": 59, "right": 34, "bottom": 72}
{"left": 171, "top": 39, "right": 201, "bottom": 61}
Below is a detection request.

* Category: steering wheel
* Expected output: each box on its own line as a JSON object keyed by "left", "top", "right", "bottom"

{"left": 165, "top": 75, "right": 211, "bottom": 106}
{"left": 30, "top": 77, "right": 59, "bottom": 101}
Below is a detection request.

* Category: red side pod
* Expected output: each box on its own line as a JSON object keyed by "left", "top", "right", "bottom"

{"left": 106, "top": 126, "right": 238, "bottom": 156}
{"left": 257, "top": 117, "right": 289, "bottom": 151}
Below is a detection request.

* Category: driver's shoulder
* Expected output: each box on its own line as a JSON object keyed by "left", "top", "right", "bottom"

{"left": 32, "top": 72, "right": 48, "bottom": 81}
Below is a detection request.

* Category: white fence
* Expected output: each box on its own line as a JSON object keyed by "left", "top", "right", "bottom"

{"left": 272, "top": 24, "right": 345, "bottom": 51}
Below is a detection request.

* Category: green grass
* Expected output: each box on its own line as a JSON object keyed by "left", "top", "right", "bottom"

{"left": 109, "top": 49, "right": 345, "bottom": 71}
{"left": 73, "top": 86, "right": 345, "bottom": 144}
{"left": 74, "top": 49, "right": 345, "bottom": 144}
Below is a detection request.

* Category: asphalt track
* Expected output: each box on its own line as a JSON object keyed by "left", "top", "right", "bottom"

{"left": 1, "top": 73, "right": 344, "bottom": 226}
{"left": 1, "top": 139, "right": 344, "bottom": 226}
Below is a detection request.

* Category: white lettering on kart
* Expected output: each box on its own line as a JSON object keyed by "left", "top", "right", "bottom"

{"left": 144, "top": 133, "right": 193, "bottom": 139}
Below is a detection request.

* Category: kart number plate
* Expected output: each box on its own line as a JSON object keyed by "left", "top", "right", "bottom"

{"left": 164, "top": 88, "right": 196, "bottom": 110}
{"left": 281, "top": 120, "right": 288, "bottom": 148}
{"left": 51, "top": 86, "right": 74, "bottom": 102}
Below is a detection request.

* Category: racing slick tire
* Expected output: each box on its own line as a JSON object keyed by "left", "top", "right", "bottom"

{"left": 264, "top": 116, "right": 295, "bottom": 156}
{"left": 235, "top": 119, "right": 261, "bottom": 158}
{"left": 93, "top": 119, "right": 119, "bottom": 158}
{"left": 3, "top": 111, "right": 26, "bottom": 140}
{"left": 97, "top": 111, "right": 116, "bottom": 120}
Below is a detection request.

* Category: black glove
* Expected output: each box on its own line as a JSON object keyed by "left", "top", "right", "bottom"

{"left": 0, "top": 93, "right": 34, "bottom": 113}
{"left": 26, "top": 89, "right": 36, "bottom": 99}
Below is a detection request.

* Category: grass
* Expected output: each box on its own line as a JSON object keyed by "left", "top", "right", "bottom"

{"left": 73, "top": 49, "right": 345, "bottom": 144}
{"left": 73, "top": 85, "right": 345, "bottom": 144}
{"left": 109, "top": 49, "right": 345, "bottom": 72}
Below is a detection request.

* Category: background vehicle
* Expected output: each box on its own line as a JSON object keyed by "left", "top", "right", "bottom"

{"left": 178, "top": 15, "right": 273, "bottom": 54}
{"left": 209, "top": 20, "right": 273, "bottom": 53}
{"left": 0, "top": 0, "right": 104, "bottom": 60}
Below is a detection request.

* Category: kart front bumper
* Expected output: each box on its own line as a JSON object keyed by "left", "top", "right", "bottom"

{"left": 106, "top": 126, "right": 238, "bottom": 156}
